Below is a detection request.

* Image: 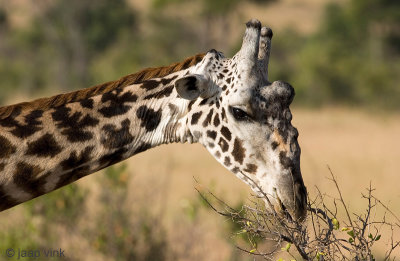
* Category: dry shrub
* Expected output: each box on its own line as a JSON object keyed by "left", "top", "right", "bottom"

{"left": 197, "top": 168, "right": 400, "bottom": 260}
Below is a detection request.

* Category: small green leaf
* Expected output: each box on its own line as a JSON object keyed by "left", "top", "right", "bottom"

{"left": 347, "top": 230, "right": 355, "bottom": 238}
{"left": 249, "top": 249, "right": 256, "bottom": 253}
{"left": 316, "top": 252, "right": 325, "bottom": 260}
{"left": 276, "top": 258, "right": 284, "bottom": 261}
{"left": 375, "top": 235, "right": 381, "bottom": 241}
{"left": 341, "top": 227, "right": 350, "bottom": 231}
{"left": 332, "top": 218, "right": 339, "bottom": 230}
{"left": 349, "top": 237, "right": 354, "bottom": 243}
{"left": 368, "top": 233, "right": 373, "bottom": 239}
{"left": 281, "top": 243, "right": 291, "bottom": 252}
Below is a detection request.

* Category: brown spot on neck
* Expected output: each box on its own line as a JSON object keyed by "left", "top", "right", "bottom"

{"left": 13, "top": 162, "right": 46, "bottom": 196}
{"left": 202, "top": 109, "right": 214, "bottom": 127}
{"left": 218, "top": 137, "right": 229, "bottom": 152}
{"left": 232, "top": 137, "right": 246, "bottom": 164}
{"left": 26, "top": 133, "right": 62, "bottom": 158}
{"left": 0, "top": 135, "right": 16, "bottom": 159}
{"left": 0, "top": 185, "right": 20, "bottom": 211}
{"left": 244, "top": 163, "right": 258, "bottom": 174}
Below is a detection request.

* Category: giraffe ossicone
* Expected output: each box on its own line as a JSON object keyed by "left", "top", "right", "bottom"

{"left": 0, "top": 19, "right": 307, "bottom": 220}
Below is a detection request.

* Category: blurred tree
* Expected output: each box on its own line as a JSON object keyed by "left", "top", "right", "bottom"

{"left": 31, "top": 0, "right": 137, "bottom": 89}
{"left": 0, "top": 7, "right": 6, "bottom": 27}
{"left": 151, "top": 0, "right": 277, "bottom": 53}
{"left": 0, "top": 7, "right": 22, "bottom": 104}
{"left": 0, "top": 0, "right": 138, "bottom": 103}
{"left": 91, "top": 164, "right": 169, "bottom": 261}
{"left": 270, "top": 0, "right": 400, "bottom": 109}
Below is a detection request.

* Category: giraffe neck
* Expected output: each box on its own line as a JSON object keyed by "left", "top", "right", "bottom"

{"left": 0, "top": 56, "right": 203, "bottom": 211}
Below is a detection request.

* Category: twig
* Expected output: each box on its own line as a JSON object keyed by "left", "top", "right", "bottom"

{"left": 196, "top": 167, "right": 400, "bottom": 260}
{"left": 327, "top": 166, "right": 354, "bottom": 228}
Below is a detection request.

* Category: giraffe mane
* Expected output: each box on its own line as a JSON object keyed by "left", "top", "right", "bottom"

{"left": 0, "top": 53, "right": 206, "bottom": 119}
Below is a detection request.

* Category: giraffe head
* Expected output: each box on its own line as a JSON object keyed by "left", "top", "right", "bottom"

{"left": 174, "top": 19, "right": 307, "bottom": 220}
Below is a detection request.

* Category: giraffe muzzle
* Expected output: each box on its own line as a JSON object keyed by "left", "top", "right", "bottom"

{"left": 272, "top": 170, "right": 307, "bottom": 221}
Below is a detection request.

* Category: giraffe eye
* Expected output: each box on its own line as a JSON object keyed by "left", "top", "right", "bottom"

{"left": 230, "top": 106, "right": 250, "bottom": 121}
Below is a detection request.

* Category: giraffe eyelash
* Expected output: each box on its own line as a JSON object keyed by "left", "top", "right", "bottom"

{"left": 229, "top": 106, "right": 252, "bottom": 122}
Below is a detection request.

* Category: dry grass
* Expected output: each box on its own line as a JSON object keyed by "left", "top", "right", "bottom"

{"left": 294, "top": 107, "right": 400, "bottom": 215}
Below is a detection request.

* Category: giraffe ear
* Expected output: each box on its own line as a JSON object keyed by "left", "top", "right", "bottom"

{"left": 175, "top": 74, "right": 213, "bottom": 100}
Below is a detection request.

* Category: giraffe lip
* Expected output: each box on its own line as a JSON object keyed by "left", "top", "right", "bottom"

{"left": 274, "top": 190, "right": 294, "bottom": 222}
{"left": 279, "top": 200, "right": 294, "bottom": 222}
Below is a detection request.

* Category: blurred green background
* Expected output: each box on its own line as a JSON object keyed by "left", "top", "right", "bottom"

{"left": 0, "top": 0, "right": 400, "bottom": 260}
{"left": 1, "top": 0, "right": 399, "bottom": 109}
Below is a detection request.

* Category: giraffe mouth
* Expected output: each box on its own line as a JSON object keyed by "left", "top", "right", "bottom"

{"left": 241, "top": 170, "right": 304, "bottom": 221}
{"left": 273, "top": 188, "right": 294, "bottom": 222}
{"left": 271, "top": 176, "right": 307, "bottom": 222}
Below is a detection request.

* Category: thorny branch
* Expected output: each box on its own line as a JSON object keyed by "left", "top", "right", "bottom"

{"left": 196, "top": 171, "right": 400, "bottom": 260}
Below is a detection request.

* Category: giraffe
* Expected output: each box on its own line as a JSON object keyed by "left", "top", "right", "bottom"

{"left": 0, "top": 19, "right": 307, "bottom": 220}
